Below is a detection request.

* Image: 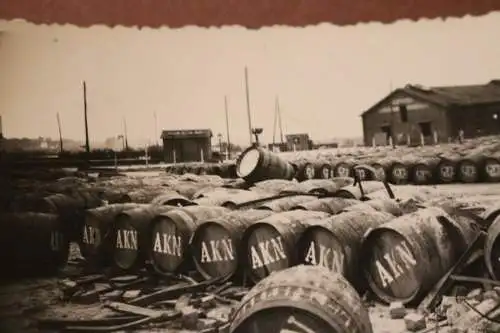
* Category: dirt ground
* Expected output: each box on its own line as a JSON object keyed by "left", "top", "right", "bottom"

{"left": 1, "top": 181, "right": 500, "bottom": 333}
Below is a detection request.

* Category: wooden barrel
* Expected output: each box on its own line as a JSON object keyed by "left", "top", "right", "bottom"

{"left": 334, "top": 181, "right": 386, "bottom": 200}
{"left": 0, "top": 212, "right": 70, "bottom": 277}
{"left": 193, "top": 188, "right": 262, "bottom": 209}
{"left": 409, "top": 157, "right": 440, "bottom": 185}
{"left": 229, "top": 265, "right": 373, "bottom": 333}
{"left": 249, "top": 179, "right": 297, "bottom": 195}
{"left": 121, "top": 188, "right": 178, "bottom": 204}
{"left": 342, "top": 199, "right": 404, "bottom": 216}
{"left": 297, "top": 211, "right": 394, "bottom": 292}
{"left": 370, "top": 163, "right": 387, "bottom": 182}
{"left": 256, "top": 195, "right": 319, "bottom": 212}
{"left": 378, "top": 160, "right": 410, "bottom": 185}
{"left": 80, "top": 203, "right": 149, "bottom": 268}
{"left": 111, "top": 205, "right": 178, "bottom": 272}
{"left": 292, "top": 160, "right": 316, "bottom": 181}
{"left": 236, "top": 146, "right": 295, "bottom": 183}
{"left": 189, "top": 209, "right": 274, "bottom": 280}
{"left": 149, "top": 205, "right": 230, "bottom": 276}
{"left": 456, "top": 158, "right": 479, "bottom": 183}
{"left": 353, "top": 164, "right": 376, "bottom": 181}
{"left": 150, "top": 191, "right": 194, "bottom": 206}
{"left": 292, "top": 197, "right": 359, "bottom": 214}
{"left": 474, "top": 155, "right": 500, "bottom": 182}
{"left": 361, "top": 207, "right": 477, "bottom": 305}
{"left": 332, "top": 161, "right": 353, "bottom": 178}
{"left": 436, "top": 157, "right": 458, "bottom": 184}
{"left": 314, "top": 161, "right": 332, "bottom": 179}
{"left": 281, "top": 178, "right": 354, "bottom": 196}
{"left": 485, "top": 215, "right": 500, "bottom": 280}
{"left": 241, "top": 210, "right": 329, "bottom": 283}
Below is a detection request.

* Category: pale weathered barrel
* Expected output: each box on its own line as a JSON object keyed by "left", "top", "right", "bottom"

{"left": 241, "top": 210, "right": 329, "bottom": 283}
{"left": 189, "top": 209, "right": 274, "bottom": 280}
{"left": 314, "top": 161, "right": 333, "bottom": 179}
{"left": 333, "top": 161, "right": 353, "bottom": 178}
{"left": 361, "top": 207, "right": 477, "bottom": 305}
{"left": 80, "top": 203, "right": 149, "bottom": 268}
{"left": 249, "top": 179, "right": 297, "bottom": 195}
{"left": 485, "top": 215, "right": 500, "bottom": 280}
{"left": 0, "top": 212, "right": 70, "bottom": 277}
{"left": 281, "top": 178, "right": 354, "bottom": 196}
{"left": 370, "top": 163, "right": 387, "bottom": 182}
{"left": 236, "top": 146, "right": 295, "bottom": 184}
{"left": 149, "top": 206, "right": 230, "bottom": 276}
{"left": 297, "top": 211, "right": 394, "bottom": 292}
{"left": 229, "top": 265, "right": 373, "bottom": 333}
{"left": 342, "top": 199, "right": 404, "bottom": 216}
{"left": 334, "top": 181, "right": 386, "bottom": 200}
{"left": 150, "top": 191, "right": 194, "bottom": 206}
{"left": 292, "top": 197, "right": 359, "bottom": 214}
{"left": 121, "top": 188, "right": 178, "bottom": 204}
{"left": 112, "top": 205, "right": 177, "bottom": 272}
{"left": 193, "top": 189, "right": 263, "bottom": 209}
{"left": 256, "top": 195, "right": 318, "bottom": 212}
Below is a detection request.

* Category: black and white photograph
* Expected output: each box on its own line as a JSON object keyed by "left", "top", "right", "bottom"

{"left": 1, "top": 1, "right": 500, "bottom": 332}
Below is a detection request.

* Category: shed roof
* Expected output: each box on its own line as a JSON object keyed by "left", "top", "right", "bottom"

{"left": 161, "top": 129, "right": 213, "bottom": 139}
{"left": 362, "top": 80, "right": 500, "bottom": 117}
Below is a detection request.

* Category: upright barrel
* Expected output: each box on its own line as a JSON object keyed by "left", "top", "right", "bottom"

{"left": 236, "top": 146, "right": 295, "bottom": 183}
{"left": 230, "top": 265, "right": 373, "bottom": 333}
{"left": 112, "top": 205, "right": 177, "bottom": 272}
{"left": 361, "top": 207, "right": 476, "bottom": 305}
{"left": 292, "top": 197, "right": 359, "bottom": 214}
{"left": 297, "top": 211, "right": 394, "bottom": 292}
{"left": 190, "top": 209, "right": 274, "bottom": 280}
{"left": 149, "top": 206, "right": 230, "bottom": 276}
{"left": 80, "top": 203, "right": 148, "bottom": 268}
{"left": 0, "top": 212, "right": 70, "bottom": 277}
{"left": 241, "top": 210, "right": 329, "bottom": 283}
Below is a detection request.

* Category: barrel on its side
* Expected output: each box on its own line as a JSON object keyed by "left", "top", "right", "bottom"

{"left": 332, "top": 161, "right": 353, "bottom": 178}
{"left": 361, "top": 207, "right": 476, "bottom": 305}
{"left": 236, "top": 146, "right": 295, "bottom": 183}
{"left": 485, "top": 215, "right": 500, "bottom": 280}
{"left": 292, "top": 197, "right": 359, "bottom": 214}
{"left": 314, "top": 161, "right": 333, "bottom": 179}
{"left": 256, "top": 195, "right": 318, "bottom": 212}
{"left": 282, "top": 178, "right": 354, "bottom": 196}
{"left": 436, "top": 157, "right": 458, "bottom": 184}
{"left": 377, "top": 160, "right": 410, "bottom": 185}
{"left": 80, "top": 203, "right": 149, "bottom": 268}
{"left": 456, "top": 158, "right": 479, "bottom": 183}
{"left": 190, "top": 209, "right": 274, "bottom": 280}
{"left": 292, "top": 160, "right": 316, "bottom": 181}
{"left": 111, "top": 205, "right": 177, "bottom": 272}
{"left": 0, "top": 212, "right": 70, "bottom": 278}
{"left": 334, "top": 181, "right": 386, "bottom": 200}
{"left": 409, "top": 157, "right": 440, "bottom": 185}
{"left": 150, "top": 191, "right": 195, "bottom": 206}
{"left": 342, "top": 199, "right": 404, "bottom": 216}
{"left": 149, "top": 205, "right": 230, "bottom": 276}
{"left": 241, "top": 210, "right": 329, "bottom": 283}
{"left": 230, "top": 265, "right": 373, "bottom": 333}
{"left": 297, "top": 211, "right": 394, "bottom": 292}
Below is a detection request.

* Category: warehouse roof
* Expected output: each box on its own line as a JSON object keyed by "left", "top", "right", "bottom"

{"left": 362, "top": 79, "right": 500, "bottom": 116}
{"left": 161, "top": 129, "right": 213, "bottom": 139}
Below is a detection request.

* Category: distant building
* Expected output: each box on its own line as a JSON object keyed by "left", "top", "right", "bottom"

{"left": 361, "top": 80, "right": 500, "bottom": 146}
{"left": 285, "top": 133, "right": 312, "bottom": 151}
{"left": 161, "top": 129, "right": 212, "bottom": 163}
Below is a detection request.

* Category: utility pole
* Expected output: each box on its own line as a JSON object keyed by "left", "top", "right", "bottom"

{"left": 56, "top": 112, "right": 64, "bottom": 153}
{"left": 123, "top": 117, "right": 129, "bottom": 150}
{"left": 224, "top": 96, "right": 231, "bottom": 160}
{"left": 154, "top": 112, "right": 159, "bottom": 146}
{"left": 83, "top": 81, "right": 90, "bottom": 153}
{"left": 277, "top": 97, "right": 284, "bottom": 143}
{"left": 244, "top": 67, "right": 253, "bottom": 145}
{"left": 272, "top": 96, "right": 278, "bottom": 146}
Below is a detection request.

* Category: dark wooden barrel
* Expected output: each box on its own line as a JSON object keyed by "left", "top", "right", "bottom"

{"left": 409, "top": 157, "right": 440, "bottom": 185}
{"left": 332, "top": 161, "right": 353, "bottom": 178}
{"left": 80, "top": 203, "right": 149, "bottom": 268}
{"left": 334, "top": 181, "right": 386, "bottom": 200}
{"left": 190, "top": 209, "right": 274, "bottom": 280}
{"left": 236, "top": 146, "right": 295, "bottom": 183}
{"left": 361, "top": 207, "right": 477, "bottom": 305}
{"left": 370, "top": 163, "right": 387, "bottom": 182}
{"left": 314, "top": 161, "right": 332, "bottom": 179}
{"left": 0, "top": 212, "right": 70, "bottom": 277}
{"left": 292, "top": 160, "right": 316, "bottom": 181}
{"left": 482, "top": 203, "right": 500, "bottom": 229}
{"left": 485, "top": 215, "right": 500, "bottom": 280}
{"left": 378, "top": 160, "right": 410, "bottom": 185}
{"left": 472, "top": 155, "right": 500, "bottom": 182}
{"left": 456, "top": 158, "right": 479, "bottom": 183}
{"left": 342, "top": 199, "right": 404, "bottom": 216}
{"left": 292, "top": 197, "right": 359, "bottom": 214}
{"left": 150, "top": 191, "right": 194, "bottom": 206}
{"left": 241, "top": 210, "right": 329, "bottom": 284}
{"left": 353, "top": 164, "right": 377, "bottom": 181}
{"left": 229, "top": 265, "right": 373, "bottom": 333}
{"left": 297, "top": 211, "right": 394, "bottom": 292}
{"left": 149, "top": 205, "right": 230, "bottom": 276}
{"left": 436, "top": 157, "right": 458, "bottom": 184}
{"left": 256, "top": 195, "right": 319, "bottom": 212}
{"left": 111, "top": 205, "right": 178, "bottom": 272}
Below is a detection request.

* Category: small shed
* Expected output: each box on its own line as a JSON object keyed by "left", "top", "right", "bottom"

{"left": 161, "top": 129, "right": 212, "bottom": 163}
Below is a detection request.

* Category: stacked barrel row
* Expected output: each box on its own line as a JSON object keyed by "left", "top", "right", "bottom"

{"left": 166, "top": 146, "right": 500, "bottom": 185}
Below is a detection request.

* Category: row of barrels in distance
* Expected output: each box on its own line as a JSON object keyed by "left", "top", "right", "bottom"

{"left": 168, "top": 146, "right": 500, "bottom": 185}
{"left": 78, "top": 193, "right": 500, "bottom": 308}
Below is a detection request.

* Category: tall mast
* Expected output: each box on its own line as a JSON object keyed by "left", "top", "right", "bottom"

{"left": 244, "top": 66, "right": 253, "bottom": 145}
{"left": 277, "top": 97, "right": 284, "bottom": 143}
{"left": 224, "top": 96, "right": 231, "bottom": 159}
{"left": 83, "top": 81, "right": 90, "bottom": 153}
{"left": 56, "top": 112, "right": 64, "bottom": 153}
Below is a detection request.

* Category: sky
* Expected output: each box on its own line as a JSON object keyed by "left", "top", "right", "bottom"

{"left": 1, "top": 12, "right": 500, "bottom": 147}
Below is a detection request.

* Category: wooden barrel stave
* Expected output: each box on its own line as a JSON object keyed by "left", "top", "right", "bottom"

{"left": 334, "top": 181, "right": 386, "bottom": 200}
{"left": 314, "top": 161, "right": 332, "bottom": 180}
{"left": 190, "top": 209, "right": 274, "bottom": 280}
{"left": 298, "top": 211, "right": 394, "bottom": 292}
{"left": 436, "top": 157, "right": 458, "bottom": 184}
{"left": 149, "top": 206, "right": 230, "bottom": 276}
{"left": 241, "top": 210, "right": 329, "bottom": 283}
{"left": 292, "top": 160, "right": 316, "bottom": 181}
{"left": 370, "top": 163, "right": 387, "bottom": 182}
{"left": 256, "top": 195, "right": 319, "bottom": 212}
{"left": 332, "top": 161, "right": 353, "bottom": 178}
{"left": 456, "top": 158, "right": 479, "bottom": 183}
{"left": 230, "top": 265, "right": 373, "bottom": 333}
{"left": 236, "top": 146, "right": 295, "bottom": 183}
{"left": 292, "top": 197, "right": 359, "bottom": 214}
{"left": 343, "top": 199, "right": 404, "bottom": 216}
{"left": 409, "top": 157, "right": 440, "bottom": 185}
{"left": 485, "top": 215, "right": 500, "bottom": 280}
{"left": 150, "top": 191, "right": 194, "bottom": 206}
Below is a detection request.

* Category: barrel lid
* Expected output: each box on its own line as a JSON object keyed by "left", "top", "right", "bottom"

{"left": 363, "top": 228, "right": 420, "bottom": 303}
{"left": 113, "top": 214, "right": 139, "bottom": 271}
{"left": 237, "top": 148, "right": 260, "bottom": 178}
{"left": 191, "top": 222, "right": 238, "bottom": 279}
{"left": 80, "top": 214, "right": 103, "bottom": 257}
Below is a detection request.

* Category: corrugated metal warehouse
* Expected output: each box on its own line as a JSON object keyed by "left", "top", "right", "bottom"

{"left": 161, "top": 129, "right": 212, "bottom": 163}
{"left": 361, "top": 80, "right": 500, "bottom": 146}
